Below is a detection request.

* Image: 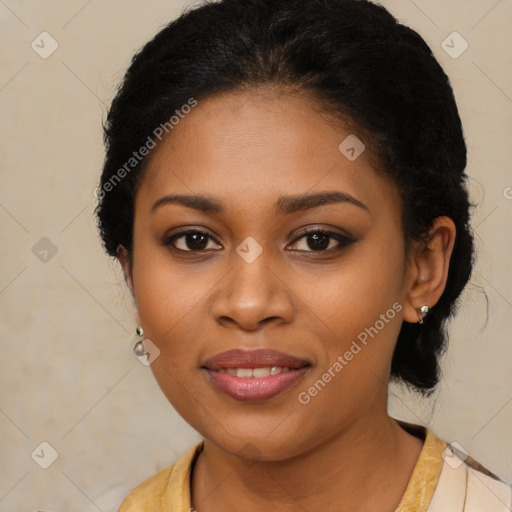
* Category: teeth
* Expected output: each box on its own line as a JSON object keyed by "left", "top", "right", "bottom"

{"left": 218, "top": 367, "right": 292, "bottom": 378}
{"left": 253, "top": 367, "right": 271, "bottom": 378}
{"left": 236, "top": 368, "right": 253, "bottom": 378}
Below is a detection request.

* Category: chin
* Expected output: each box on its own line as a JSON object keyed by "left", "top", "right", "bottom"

{"left": 198, "top": 420, "right": 321, "bottom": 463}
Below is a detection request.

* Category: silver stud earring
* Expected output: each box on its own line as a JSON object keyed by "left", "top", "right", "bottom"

{"left": 418, "top": 305, "right": 430, "bottom": 325}
{"left": 133, "top": 326, "right": 145, "bottom": 356}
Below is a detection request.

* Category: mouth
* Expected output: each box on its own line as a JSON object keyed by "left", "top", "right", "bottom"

{"left": 216, "top": 366, "right": 294, "bottom": 377}
{"left": 202, "top": 348, "right": 311, "bottom": 402}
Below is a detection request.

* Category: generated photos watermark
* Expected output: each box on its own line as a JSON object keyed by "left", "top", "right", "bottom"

{"left": 298, "top": 301, "right": 403, "bottom": 405}
{"left": 94, "top": 97, "right": 198, "bottom": 200}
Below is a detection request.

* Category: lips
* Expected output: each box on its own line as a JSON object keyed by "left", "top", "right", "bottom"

{"left": 203, "top": 348, "right": 309, "bottom": 370}
{"left": 202, "top": 349, "right": 311, "bottom": 402}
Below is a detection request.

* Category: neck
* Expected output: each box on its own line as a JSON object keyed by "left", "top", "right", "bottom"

{"left": 191, "top": 409, "right": 424, "bottom": 512}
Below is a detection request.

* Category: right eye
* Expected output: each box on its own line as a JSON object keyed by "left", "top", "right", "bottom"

{"left": 162, "top": 229, "right": 222, "bottom": 252}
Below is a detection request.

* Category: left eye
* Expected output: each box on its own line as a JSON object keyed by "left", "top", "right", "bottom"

{"left": 289, "top": 229, "right": 354, "bottom": 252}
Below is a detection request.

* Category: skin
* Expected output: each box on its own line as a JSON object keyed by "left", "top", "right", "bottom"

{"left": 118, "top": 86, "right": 456, "bottom": 512}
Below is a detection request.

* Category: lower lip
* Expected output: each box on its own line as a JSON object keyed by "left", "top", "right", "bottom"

{"left": 205, "top": 367, "right": 310, "bottom": 402}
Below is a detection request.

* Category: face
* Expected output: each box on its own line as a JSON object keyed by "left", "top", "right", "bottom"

{"left": 123, "top": 87, "right": 415, "bottom": 461}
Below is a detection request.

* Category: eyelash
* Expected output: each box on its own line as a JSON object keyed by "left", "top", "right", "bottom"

{"left": 162, "top": 227, "right": 356, "bottom": 255}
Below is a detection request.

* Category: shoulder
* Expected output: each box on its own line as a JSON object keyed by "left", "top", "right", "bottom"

{"left": 118, "top": 442, "right": 204, "bottom": 512}
{"left": 118, "top": 465, "right": 174, "bottom": 512}
{"left": 465, "top": 455, "right": 512, "bottom": 511}
{"left": 428, "top": 443, "right": 512, "bottom": 512}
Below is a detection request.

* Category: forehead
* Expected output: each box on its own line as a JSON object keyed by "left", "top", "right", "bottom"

{"left": 138, "top": 87, "right": 401, "bottom": 221}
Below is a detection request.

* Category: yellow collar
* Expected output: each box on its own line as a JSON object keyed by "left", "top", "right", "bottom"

{"left": 119, "top": 421, "right": 446, "bottom": 511}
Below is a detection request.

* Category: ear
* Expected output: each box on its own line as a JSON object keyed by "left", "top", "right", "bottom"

{"left": 117, "top": 243, "right": 136, "bottom": 296}
{"left": 402, "top": 216, "right": 456, "bottom": 323}
{"left": 117, "top": 244, "right": 141, "bottom": 325}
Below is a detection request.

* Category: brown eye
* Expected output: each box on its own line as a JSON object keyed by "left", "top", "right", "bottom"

{"left": 289, "top": 229, "right": 355, "bottom": 253}
{"left": 163, "top": 230, "right": 221, "bottom": 252}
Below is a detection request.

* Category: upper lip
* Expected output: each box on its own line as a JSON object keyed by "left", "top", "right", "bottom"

{"left": 202, "top": 349, "right": 310, "bottom": 370}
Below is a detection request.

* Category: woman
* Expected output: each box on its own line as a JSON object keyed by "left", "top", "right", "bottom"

{"left": 95, "top": 0, "right": 512, "bottom": 510}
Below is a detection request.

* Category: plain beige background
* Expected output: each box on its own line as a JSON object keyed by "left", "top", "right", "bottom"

{"left": 0, "top": 0, "right": 511, "bottom": 510}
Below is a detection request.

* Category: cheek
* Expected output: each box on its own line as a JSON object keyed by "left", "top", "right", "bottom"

{"left": 298, "top": 233, "right": 406, "bottom": 405}
{"left": 131, "top": 226, "right": 207, "bottom": 339}
{"left": 134, "top": 263, "right": 211, "bottom": 351}
{"left": 350, "top": 227, "right": 405, "bottom": 308}
{"left": 299, "top": 237, "right": 405, "bottom": 338}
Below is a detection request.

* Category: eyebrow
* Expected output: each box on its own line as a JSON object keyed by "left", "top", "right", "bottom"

{"left": 150, "top": 190, "right": 369, "bottom": 215}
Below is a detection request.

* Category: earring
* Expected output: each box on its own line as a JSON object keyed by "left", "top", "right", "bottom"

{"left": 133, "top": 326, "right": 145, "bottom": 356}
{"left": 418, "top": 305, "right": 430, "bottom": 325}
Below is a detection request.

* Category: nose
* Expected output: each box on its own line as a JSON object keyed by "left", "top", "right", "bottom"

{"left": 210, "top": 248, "right": 295, "bottom": 331}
